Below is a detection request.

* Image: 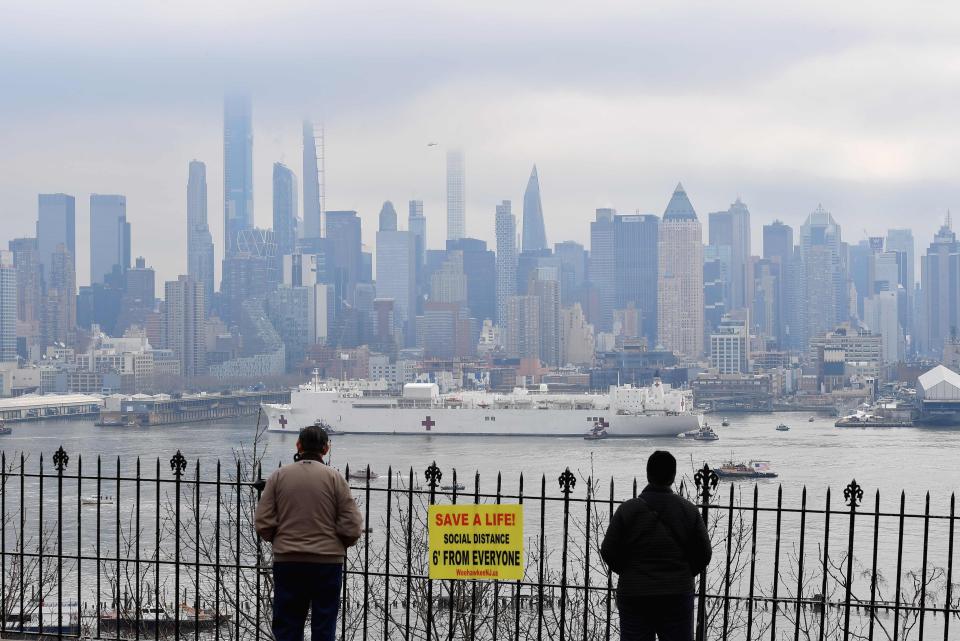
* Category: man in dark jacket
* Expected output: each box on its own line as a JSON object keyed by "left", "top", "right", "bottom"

{"left": 600, "top": 451, "right": 712, "bottom": 641}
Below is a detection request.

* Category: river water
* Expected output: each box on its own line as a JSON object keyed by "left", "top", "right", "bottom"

{"left": 2, "top": 412, "right": 957, "bottom": 505}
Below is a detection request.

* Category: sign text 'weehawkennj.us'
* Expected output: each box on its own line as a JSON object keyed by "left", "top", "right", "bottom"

{"left": 427, "top": 504, "right": 523, "bottom": 580}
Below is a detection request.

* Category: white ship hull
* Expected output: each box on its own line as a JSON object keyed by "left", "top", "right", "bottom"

{"left": 263, "top": 387, "right": 702, "bottom": 438}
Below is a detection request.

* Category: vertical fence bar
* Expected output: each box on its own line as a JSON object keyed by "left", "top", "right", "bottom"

{"left": 605, "top": 477, "right": 613, "bottom": 641}
{"left": 155, "top": 457, "right": 161, "bottom": 641}
{"left": 18, "top": 453, "right": 24, "bottom": 635}
{"left": 404, "top": 467, "right": 413, "bottom": 641}
{"left": 817, "top": 488, "right": 831, "bottom": 641}
{"left": 54, "top": 446, "right": 67, "bottom": 641}
{"left": 868, "top": 490, "right": 880, "bottom": 641}
{"left": 537, "top": 474, "right": 546, "bottom": 641}
{"left": 363, "top": 465, "right": 371, "bottom": 641}
{"left": 115, "top": 457, "right": 121, "bottom": 641}
{"left": 893, "top": 492, "right": 905, "bottom": 641}
{"left": 918, "top": 492, "right": 931, "bottom": 640}
{"left": 558, "top": 468, "right": 576, "bottom": 641}
{"left": 76, "top": 454, "right": 82, "bottom": 640}
{"left": 944, "top": 493, "right": 956, "bottom": 641}
{"left": 470, "top": 470, "right": 480, "bottom": 641}
{"left": 384, "top": 466, "right": 393, "bottom": 641}
{"left": 769, "top": 485, "right": 783, "bottom": 641}
{"left": 694, "top": 464, "right": 718, "bottom": 641}
{"left": 38, "top": 453, "right": 44, "bottom": 637}
{"left": 842, "top": 480, "right": 863, "bottom": 641}
{"left": 195, "top": 460, "right": 202, "bottom": 641}
{"left": 582, "top": 476, "right": 592, "bottom": 641}
{"left": 513, "top": 473, "right": 524, "bottom": 641}
{"left": 746, "top": 483, "right": 760, "bottom": 639}
{"left": 425, "top": 462, "right": 442, "bottom": 641}
{"left": 342, "top": 463, "right": 349, "bottom": 641}
{"left": 234, "top": 460, "right": 241, "bottom": 641}
{"left": 171, "top": 451, "right": 186, "bottom": 641}
{"left": 793, "top": 487, "right": 808, "bottom": 641}
{"left": 215, "top": 460, "right": 222, "bottom": 641}
{"left": 253, "top": 462, "right": 263, "bottom": 641}
{"left": 493, "top": 471, "right": 502, "bottom": 641}
{"left": 722, "top": 483, "right": 734, "bottom": 641}
{"left": 135, "top": 458, "right": 142, "bottom": 641}
{"left": 95, "top": 456, "right": 101, "bottom": 639}
{"left": 448, "top": 468, "right": 458, "bottom": 640}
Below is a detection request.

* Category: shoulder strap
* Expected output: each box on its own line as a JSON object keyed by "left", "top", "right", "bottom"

{"left": 637, "top": 496, "right": 689, "bottom": 553}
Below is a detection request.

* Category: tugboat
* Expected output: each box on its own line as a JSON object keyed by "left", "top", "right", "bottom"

{"left": 720, "top": 417, "right": 730, "bottom": 427}
{"left": 81, "top": 495, "right": 115, "bottom": 506}
{"left": 776, "top": 423, "right": 790, "bottom": 432}
{"left": 715, "top": 460, "right": 778, "bottom": 480}
{"left": 677, "top": 424, "right": 720, "bottom": 441}
{"left": 584, "top": 419, "right": 609, "bottom": 441}
{"left": 808, "top": 416, "right": 815, "bottom": 422}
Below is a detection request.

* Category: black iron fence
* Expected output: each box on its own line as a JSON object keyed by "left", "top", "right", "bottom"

{"left": 0, "top": 446, "right": 957, "bottom": 640}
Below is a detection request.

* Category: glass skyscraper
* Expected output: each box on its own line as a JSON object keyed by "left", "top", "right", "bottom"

{"left": 89, "top": 194, "right": 130, "bottom": 285}
{"left": 223, "top": 94, "right": 253, "bottom": 257}
{"left": 187, "top": 160, "right": 215, "bottom": 309}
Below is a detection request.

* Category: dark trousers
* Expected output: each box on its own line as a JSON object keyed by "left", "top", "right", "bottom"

{"left": 618, "top": 593, "right": 695, "bottom": 641}
{"left": 272, "top": 562, "right": 343, "bottom": 641}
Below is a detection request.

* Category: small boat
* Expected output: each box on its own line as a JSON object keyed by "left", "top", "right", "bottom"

{"left": 721, "top": 417, "right": 730, "bottom": 427}
{"left": 347, "top": 469, "right": 380, "bottom": 481}
{"left": 677, "top": 425, "right": 719, "bottom": 441}
{"left": 441, "top": 483, "right": 466, "bottom": 492}
{"left": 100, "top": 604, "right": 228, "bottom": 633}
{"left": 776, "top": 423, "right": 790, "bottom": 432}
{"left": 0, "top": 420, "right": 10, "bottom": 435}
{"left": 808, "top": 416, "right": 815, "bottom": 422}
{"left": 584, "top": 421, "right": 609, "bottom": 440}
{"left": 715, "top": 460, "right": 778, "bottom": 480}
{"left": 81, "top": 495, "right": 115, "bottom": 506}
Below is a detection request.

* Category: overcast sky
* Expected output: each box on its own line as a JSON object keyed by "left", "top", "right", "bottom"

{"left": 1, "top": 1, "right": 957, "bottom": 286}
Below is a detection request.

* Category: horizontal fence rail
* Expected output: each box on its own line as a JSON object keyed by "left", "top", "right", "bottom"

{"left": 0, "top": 446, "right": 956, "bottom": 641}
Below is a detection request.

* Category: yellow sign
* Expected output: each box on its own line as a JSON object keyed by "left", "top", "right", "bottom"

{"left": 428, "top": 504, "right": 524, "bottom": 580}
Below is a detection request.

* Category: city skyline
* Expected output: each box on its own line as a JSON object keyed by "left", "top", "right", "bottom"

{"left": 4, "top": 4, "right": 959, "bottom": 286}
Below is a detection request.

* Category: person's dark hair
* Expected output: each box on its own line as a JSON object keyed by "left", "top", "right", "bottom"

{"left": 298, "top": 424, "right": 329, "bottom": 456}
{"left": 646, "top": 450, "right": 677, "bottom": 486}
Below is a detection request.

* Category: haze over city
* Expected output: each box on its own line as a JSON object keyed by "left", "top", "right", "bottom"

{"left": 3, "top": 1, "right": 958, "bottom": 285}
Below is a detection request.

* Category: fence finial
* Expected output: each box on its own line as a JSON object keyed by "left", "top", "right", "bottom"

{"left": 53, "top": 446, "right": 69, "bottom": 473}
{"left": 424, "top": 461, "right": 442, "bottom": 489}
{"left": 558, "top": 467, "right": 576, "bottom": 495}
{"left": 693, "top": 463, "right": 718, "bottom": 498}
{"left": 844, "top": 479, "right": 863, "bottom": 508}
{"left": 170, "top": 450, "right": 187, "bottom": 478}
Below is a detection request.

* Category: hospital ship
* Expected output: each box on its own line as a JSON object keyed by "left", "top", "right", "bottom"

{"left": 261, "top": 375, "right": 702, "bottom": 438}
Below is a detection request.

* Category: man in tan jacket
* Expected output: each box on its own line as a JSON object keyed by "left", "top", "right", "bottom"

{"left": 255, "top": 424, "right": 363, "bottom": 641}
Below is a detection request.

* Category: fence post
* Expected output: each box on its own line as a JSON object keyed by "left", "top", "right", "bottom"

{"left": 557, "top": 468, "right": 576, "bottom": 641}
{"left": 170, "top": 450, "right": 187, "bottom": 641}
{"left": 424, "top": 461, "right": 442, "bottom": 641}
{"left": 842, "top": 479, "right": 862, "bottom": 641}
{"left": 53, "top": 446, "right": 69, "bottom": 641}
{"left": 694, "top": 463, "right": 718, "bottom": 641}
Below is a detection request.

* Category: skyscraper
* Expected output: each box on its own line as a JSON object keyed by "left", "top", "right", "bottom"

{"left": 90, "top": 194, "right": 130, "bottom": 285}
{"left": 522, "top": 165, "right": 547, "bottom": 251}
{"left": 920, "top": 214, "right": 959, "bottom": 356}
{"left": 529, "top": 268, "right": 560, "bottom": 367}
{"left": 446, "top": 149, "right": 465, "bottom": 240}
{"left": 763, "top": 221, "right": 794, "bottom": 264}
{"left": 325, "top": 210, "right": 363, "bottom": 309}
{"left": 447, "top": 238, "right": 496, "bottom": 323}
{"left": 272, "top": 162, "right": 298, "bottom": 259}
{"left": 708, "top": 198, "right": 751, "bottom": 311}
{"left": 42, "top": 243, "right": 76, "bottom": 348}
{"left": 186, "top": 161, "right": 215, "bottom": 309}
{"left": 800, "top": 205, "right": 845, "bottom": 347}
{"left": 763, "top": 220, "right": 797, "bottom": 350}
{"left": 375, "top": 202, "right": 415, "bottom": 345}
{"left": 36, "top": 194, "right": 75, "bottom": 283}
{"left": 162, "top": 275, "right": 205, "bottom": 377}
{"left": 504, "top": 295, "right": 539, "bottom": 361}
{"left": 657, "top": 183, "right": 704, "bottom": 360}
{"left": 223, "top": 94, "right": 253, "bottom": 257}
{"left": 589, "top": 209, "right": 616, "bottom": 332}
{"left": 495, "top": 201, "right": 517, "bottom": 326}
{"left": 614, "top": 214, "right": 659, "bottom": 345}
{"left": 0, "top": 251, "right": 16, "bottom": 362}
{"left": 554, "top": 241, "right": 587, "bottom": 308}
{"left": 8, "top": 238, "right": 40, "bottom": 326}
{"left": 302, "top": 120, "right": 322, "bottom": 240}
{"left": 409, "top": 200, "right": 427, "bottom": 311}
